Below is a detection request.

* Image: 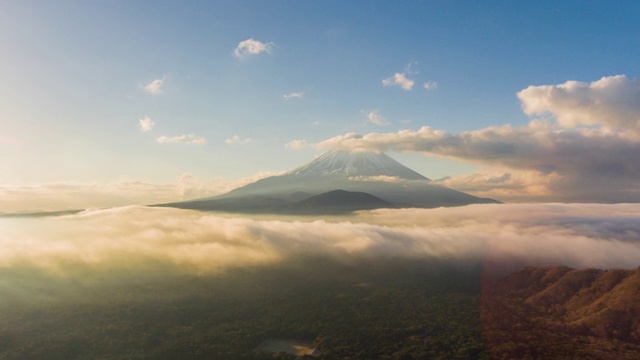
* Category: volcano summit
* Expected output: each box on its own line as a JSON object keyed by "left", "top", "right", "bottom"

{"left": 285, "top": 150, "right": 427, "bottom": 180}
{"left": 160, "top": 150, "right": 500, "bottom": 214}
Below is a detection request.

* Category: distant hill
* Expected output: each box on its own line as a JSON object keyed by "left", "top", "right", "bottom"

{"left": 290, "top": 189, "right": 393, "bottom": 214}
{"left": 482, "top": 266, "right": 640, "bottom": 358}
{"left": 159, "top": 150, "right": 500, "bottom": 214}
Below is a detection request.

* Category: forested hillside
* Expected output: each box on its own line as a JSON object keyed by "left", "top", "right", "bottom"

{"left": 482, "top": 266, "right": 640, "bottom": 359}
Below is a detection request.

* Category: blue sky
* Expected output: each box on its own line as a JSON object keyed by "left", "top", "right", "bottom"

{"left": 1, "top": 1, "right": 639, "bottom": 211}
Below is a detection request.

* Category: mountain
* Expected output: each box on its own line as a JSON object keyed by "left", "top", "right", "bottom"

{"left": 159, "top": 150, "right": 500, "bottom": 213}
{"left": 482, "top": 266, "right": 640, "bottom": 358}
{"left": 286, "top": 150, "right": 427, "bottom": 180}
{"left": 290, "top": 189, "right": 393, "bottom": 214}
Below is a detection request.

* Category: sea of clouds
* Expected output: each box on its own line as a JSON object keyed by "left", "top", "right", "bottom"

{"left": 1, "top": 204, "right": 639, "bottom": 280}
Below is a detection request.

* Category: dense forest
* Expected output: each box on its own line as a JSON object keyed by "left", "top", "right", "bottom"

{"left": 1, "top": 258, "right": 486, "bottom": 359}
{"left": 481, "top": 266, "right": 640, "bottom": 359}
{"left": 3, "top": 259, "right": 640, "bottom": 359}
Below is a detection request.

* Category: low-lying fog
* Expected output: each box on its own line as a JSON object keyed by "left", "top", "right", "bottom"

{"left": 2, "top": 203, "right": 638, "bottom": 358}
{"left": 1, "top": 204, "right": 638, "bottom": 281}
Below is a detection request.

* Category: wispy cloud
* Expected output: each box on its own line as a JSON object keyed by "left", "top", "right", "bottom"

{"left": 382, "top": 62, "right": 436, "bottom": 91}
{"left": 283, "top": 92, "right": 304, "bottom": 100}
{"left": 157, "top": 134, "right": 205, "bottom": 145}
{"left": 0, "top": 177, "right": 218, "bottom": 213}
{"left": 234, "top": 38, "right": 273, "bottom": 58}
{"left": 138, "top": 116, "right": 155, "bottom": 132}
{"left": 403, "top": 61, "right": 418, "bottom": 75}
{"left": 225, "top": 135, "right": 252, "bottom": 144}
{"left": 285, "top": 139, "right": 310, "bottom": 150}
{"left": 0, "top": 171, "right": 288, "bottom": 214}
{"left": 143, "top": 77, "right": 165, "bottom": 95}
{"left": 367, "top": 111, "right": 390, "bottom": 126}
{"left": 382, "top": 72, "right": 415, "bottom": 90}
{"left": 423, "top": 81, "right": 438, "bottom": 90}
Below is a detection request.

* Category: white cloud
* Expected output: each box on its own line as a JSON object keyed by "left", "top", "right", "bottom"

{"left": 348, "top": 175, "right": 409, "bottom": 183}
{"left": 383, "top": 62, "right": 437, "bottom": 91}
{"left": 367, "top": 111, "right": 390, "bottom": 126}
{"left": 1, "top": 204, "right": 639, "bottom": 280}
{"left": 382, "top": 72, "right": 415, "bottom": 90}
{"left": 315, "top": 123, "right": 640, "bottom": 202}
{"left": 143, "top": 77, "right": 164, "bottom": 95}
{"left": 285, "top": 139, "right": 310, "bottom": 150}
{"left": 283, "top": 92, "right": 304, "bottom": 100}
{"left": 225, "top": 135, "right": 252, "bottom": 144}
{"left": 0, "top": 170, "right": 288, "bottom": 214}
{"left": 138, "top": 116, "right": 155, "bottom": 132}
{"left": 433, "top": 169, "right": 563, "bottom": 203}
{"left": 234, "top": 38, "right": 273, "bottom": 58}
{"left": 518, "top": 75, "right": 640, "bottom": 131}
{"left": 0, "top": 177, "right": 218, "bottom": 213}
{"left": 156, "top": 134, "right": 206, "bottom": 145}
{"left": 314, "top": 75, "right": 640, "bottom": 202}
{"left": 423, "top": 81, "right": 438, "bottom": 90}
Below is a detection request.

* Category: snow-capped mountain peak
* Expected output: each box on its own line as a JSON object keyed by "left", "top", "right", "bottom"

{"left": 285, "top": 150, "right": 429, "bottom": 180}
{"left": 165, "top": 149, "right": 500, "bottom": 210}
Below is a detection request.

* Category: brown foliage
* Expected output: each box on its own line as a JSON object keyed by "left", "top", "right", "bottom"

{"left": 482, "top": 266, "right": 640, "bottom": 359}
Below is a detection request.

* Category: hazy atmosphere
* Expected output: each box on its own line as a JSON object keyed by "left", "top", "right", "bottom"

{"left": 2, "top": 204, "right": 639, "bottom": 280}
{"left": 2, "top": 1, "right": 639, "bottom": 212}
{"left": 2, "top": 1, "right": 640, "bottom": 358}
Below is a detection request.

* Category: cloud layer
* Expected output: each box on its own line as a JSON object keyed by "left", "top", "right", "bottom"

{"left": 314, "top": 75, "right": 640, "bottom": 202}
{"left": 1, "top": 204, "right": 639, "bottom": 279}
{"left": 0, "top": 172, "right": 283, "bottom": 213}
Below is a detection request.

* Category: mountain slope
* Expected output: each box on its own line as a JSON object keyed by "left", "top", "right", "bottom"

{"left": 157, "top": 190, "right": 392, "bottom": 215}
{"left": 290, "top": 189, "right": 393, "bottom": 214}
{"left": 482, "top": 266, "right": 640, "bottom": 358}
{"left": 286, "top": 150, "right": 428, "bottom": 180}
